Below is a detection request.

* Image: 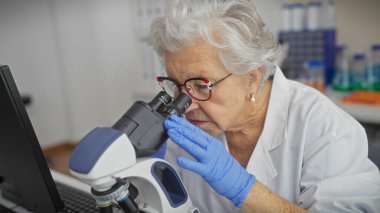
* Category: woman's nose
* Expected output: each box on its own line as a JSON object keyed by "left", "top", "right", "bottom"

{"left": 184, "top": 95, "right": 200, "bottom": 113}
{"left": 178, "top": 86, "right": 192, "bottom": 99}
{"left": 178, "top": 85, "right": 187, "bottom": 94}
{"left": 185, "top": 101, "right": 199, "bottom": 113}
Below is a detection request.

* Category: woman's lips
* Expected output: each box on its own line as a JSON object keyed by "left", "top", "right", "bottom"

{"left": 188, "top": 119, "right": 207, "bottom": 126}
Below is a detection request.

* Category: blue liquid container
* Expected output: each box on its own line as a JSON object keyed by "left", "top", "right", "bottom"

{"left": 350, "top": 53, "right": 367, "bottom": 91}
{"left": 333, "top": 45, "right": 351, "bottom": 91}
{"left": 305, "top": 60, "right": 325, "bottom": 92}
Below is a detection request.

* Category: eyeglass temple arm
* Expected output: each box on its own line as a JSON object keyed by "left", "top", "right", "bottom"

{"left": 209, "top": 73, "right": 232, "bottom": 88}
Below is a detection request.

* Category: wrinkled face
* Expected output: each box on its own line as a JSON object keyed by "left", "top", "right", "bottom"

{"left": 165, "top": 40, "right": 255, "bottom": 135}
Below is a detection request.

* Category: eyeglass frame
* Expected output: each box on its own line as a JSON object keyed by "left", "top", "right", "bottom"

{"left": 156, "top": 73, "right": 232, "bottom": 101}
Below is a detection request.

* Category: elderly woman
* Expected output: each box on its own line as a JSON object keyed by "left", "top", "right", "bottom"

{"left": 148, "top": 0, "right": 380, "bottom": 212}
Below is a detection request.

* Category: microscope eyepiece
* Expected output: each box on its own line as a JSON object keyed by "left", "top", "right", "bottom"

{"left": 161, "top": 93, "right": 192, "bottom": 118}
{"left": 148, "top": 91, "right": 172, "bottom": 111}
{"left": 170, "top": 93, "right": 192, "bottom": 114}
{"left": 112, "top": 91, "right": 192, "bottom": 157}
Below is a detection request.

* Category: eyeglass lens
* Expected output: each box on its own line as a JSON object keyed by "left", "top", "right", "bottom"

{"left": 160, "top": 79, "right": 210, "bottom": 100}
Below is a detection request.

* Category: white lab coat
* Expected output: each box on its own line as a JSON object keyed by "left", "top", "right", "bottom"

{"left": 165, "top": 67, "right": 380, "bottom": 213}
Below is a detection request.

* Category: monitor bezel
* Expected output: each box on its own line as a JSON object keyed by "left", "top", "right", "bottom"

{"left": 0, "top": 65, "right": 64, "bottom": 212}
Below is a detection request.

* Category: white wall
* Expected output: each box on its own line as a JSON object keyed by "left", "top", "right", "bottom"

{"left": 335, "top": 0, "right": 380, "bottom": 55}
{"left": 0, "top": 0, "right": 144, "bottom": 147}
{"left": 0, "top": 0, "right": 70, "bottom": 148}
{"left": 51, "top": 0, "right": 143, "bottom": 141}
{"left": 253, "top": 0, "right": 282, "bottom": 36}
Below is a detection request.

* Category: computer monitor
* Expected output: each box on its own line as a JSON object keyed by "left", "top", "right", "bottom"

{"left": 0, "top": 65, "right": 64, "bottom": 212}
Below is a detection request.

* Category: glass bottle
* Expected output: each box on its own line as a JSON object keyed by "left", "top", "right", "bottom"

{"left": 350, "top": 53, "right": 367, "bottom": 91}
{"left": 369, "top": 44, "right": 380, "bottom": 91}
{"left": 333, "top": 45, "right": 351, "bottom": 91}
{"left": 305, "top": 60, "right": 325, "bottom": 92}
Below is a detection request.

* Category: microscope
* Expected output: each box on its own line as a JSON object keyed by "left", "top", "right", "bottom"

{"left": 69, "top": 91, "right": 198, "bottom": 213}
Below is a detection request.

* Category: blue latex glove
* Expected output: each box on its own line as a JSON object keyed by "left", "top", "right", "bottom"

{"left": 150, "top": 141, "right": 167, "bottom": 159}
{"left": 164, "top": 115, "right": 256, "bottom": 208}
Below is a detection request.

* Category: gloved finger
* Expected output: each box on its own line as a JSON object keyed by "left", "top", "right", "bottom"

{"left": 168, "top": 129, "right": 207, "bottom": 160}
{"left": 166, "top": 115, "right": 199, "bottom": 133}
{"left": 177, "top": 156, "right": 207, "bottom": 176}
{"left": 169, "top": 124, "right": 210, "bottom": 149}
{"left": 167, "top": 115, "right": 212, "bottom": 147}
{"left": 150, "top": 141, "right": 167, "bottom": 159}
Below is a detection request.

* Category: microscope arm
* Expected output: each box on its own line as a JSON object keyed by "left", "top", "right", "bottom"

{"left": 69, "top": 127, "right": 197, "bottom": 213}
{"left": 68, "top": 92, "right": 197, "bottom": 213}
{"left": 69, "top": 127, "right": 136, "bottom": 191}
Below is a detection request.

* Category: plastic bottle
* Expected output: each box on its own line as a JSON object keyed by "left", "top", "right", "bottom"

{"left": 320, "top": 0, "right": 336, "bottom": 30}
{"left": 333, "top": 45, "right": 351, "bottom": 91}
{"left": 350, "top": 54, "right": 367, "bottom": 91}
{"left": 282, "top": 3, "right": 292, "bottom": 32}
{"left": 291, "top": 3, "right": 305, "bottom": 32}
{"left": 305, "top": 60, "right": 325, "bottom": 92}
{"left": 307, "top": 0, "right": 322, "bottom": 31}
{"left": 369, "top": 44, "right": 380, "bottom": 91}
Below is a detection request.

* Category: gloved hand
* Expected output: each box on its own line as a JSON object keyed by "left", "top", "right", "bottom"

{"left": 164, "top": 115, "right": 256, "bottom": 208}
{"left": 150, "top": 141, "right": 167, "bottom": 159}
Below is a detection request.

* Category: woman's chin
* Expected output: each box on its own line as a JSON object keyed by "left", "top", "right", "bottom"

{"left": 199, "top": 124, "right": 221, "bottom": 136}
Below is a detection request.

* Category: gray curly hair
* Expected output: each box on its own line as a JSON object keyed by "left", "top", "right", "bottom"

{"left": 148, "top": 0, "right": 280, "bottom": 82}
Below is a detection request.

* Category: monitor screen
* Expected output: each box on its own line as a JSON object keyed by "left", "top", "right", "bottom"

{"left": 0, "top": 65, "right": 64, "bottom": 212}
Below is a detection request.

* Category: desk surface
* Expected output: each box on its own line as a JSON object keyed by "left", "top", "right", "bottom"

{"left": 325, "top": 89, "right": 380, "bottom": 124}
{"left": 43, "top": 142, "right": 77, "bottom": 176}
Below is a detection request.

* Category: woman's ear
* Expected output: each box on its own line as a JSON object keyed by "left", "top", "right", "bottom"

{"left": 247, "top": 66, "right": 264, "bottom": 93}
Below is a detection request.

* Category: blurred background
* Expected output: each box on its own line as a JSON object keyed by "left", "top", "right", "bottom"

{"left": 0, "top": 0, "right": 379, "bottom": 168}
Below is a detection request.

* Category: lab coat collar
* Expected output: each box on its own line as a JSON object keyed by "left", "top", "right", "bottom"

{"left": 261, "top": 66, "right": 289, "bottom": 151}
{"left": 251, "top": 67, "right": 289, "bottom": 185}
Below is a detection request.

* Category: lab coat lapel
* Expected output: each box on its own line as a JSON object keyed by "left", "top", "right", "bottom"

{"left": 246, "top": 137, "right": 277, "bottom": 186}
{"left": 246, "top": 67, "right": 290, "bottom": 186}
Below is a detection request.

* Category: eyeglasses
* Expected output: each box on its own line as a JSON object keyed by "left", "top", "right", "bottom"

{"left": 156, "top": 73, "right": 232, "bottom": 101}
